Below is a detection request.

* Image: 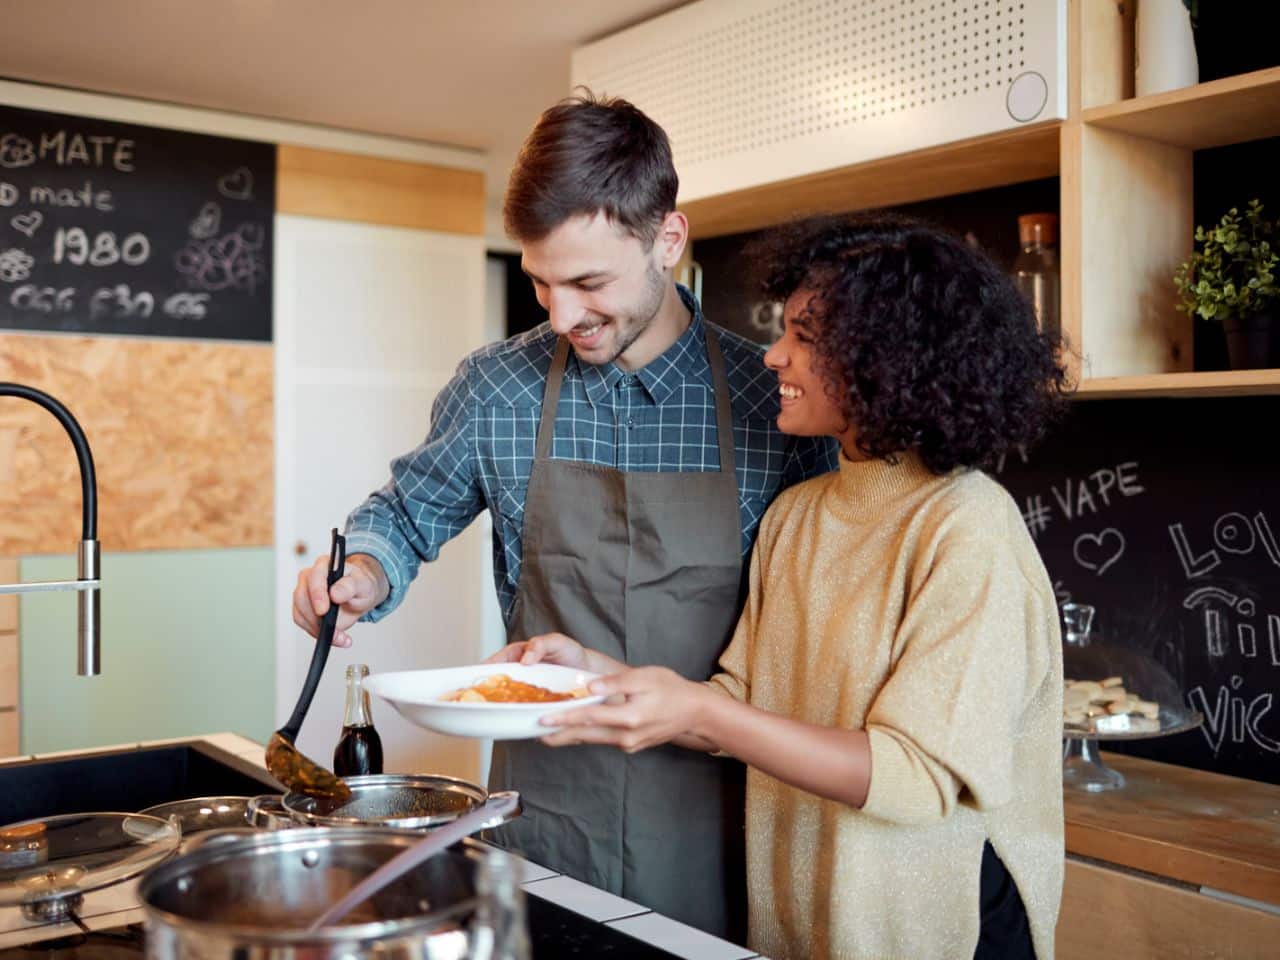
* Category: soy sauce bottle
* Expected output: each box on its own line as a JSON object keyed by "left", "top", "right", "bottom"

{"left": 334, "top": 663, "right": 383, "bottom": 776}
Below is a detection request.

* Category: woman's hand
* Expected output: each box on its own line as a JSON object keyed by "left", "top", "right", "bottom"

{"left": 484, "top": 632, "right": 590, "bottom": 670}
{"left": 539, "top": 666, "right": 714, "bottom": 753}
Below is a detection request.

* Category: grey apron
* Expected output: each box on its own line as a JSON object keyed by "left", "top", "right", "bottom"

{"left": 489, "top": 326, "right": 747, "bottom": 940}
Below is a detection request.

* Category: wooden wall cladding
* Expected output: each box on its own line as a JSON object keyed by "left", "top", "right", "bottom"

{"left": 0, "top": 335, "right": 271, "bottom": 553}
{"left": 1058, "top": 857, "right": 1280, "bottom": 959}
{"left": 277, "top": 145, "right": 485, "bottom": 235}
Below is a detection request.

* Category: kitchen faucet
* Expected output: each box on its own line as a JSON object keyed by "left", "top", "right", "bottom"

{"left": 0, "top": 382, "right": 101, "bottom": 675}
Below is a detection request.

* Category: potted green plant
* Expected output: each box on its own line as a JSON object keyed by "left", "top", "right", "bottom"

{"left": 1174, "top": 199, "right": 1279, "bottom": 370}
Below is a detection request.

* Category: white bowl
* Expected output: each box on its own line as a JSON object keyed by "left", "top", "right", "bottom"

{"left": 364, "top": 663, "right": 604, "bottom": 740}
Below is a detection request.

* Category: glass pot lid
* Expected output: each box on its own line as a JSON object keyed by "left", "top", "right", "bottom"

{"left": 1062, "top": 640, "right": 1202, "bottom": 740}
{"left": 0, "top": 813, "right": 180, "bottom": 911}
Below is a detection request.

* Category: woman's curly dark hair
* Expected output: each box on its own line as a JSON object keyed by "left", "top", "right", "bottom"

{"left": 750, "top": 212, "right": 1071, "bottom": 474}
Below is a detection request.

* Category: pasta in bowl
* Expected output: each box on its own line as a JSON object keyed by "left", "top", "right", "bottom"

{"left": 365, "top": 663, "right": 604, "bottom": 739}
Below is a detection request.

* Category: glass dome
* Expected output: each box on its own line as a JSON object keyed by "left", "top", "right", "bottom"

{"left": 1059, "top": 602, "right": 1203, "bottom": 791}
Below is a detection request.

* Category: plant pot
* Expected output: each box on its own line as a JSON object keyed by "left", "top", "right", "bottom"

{"left": 1223, "top": 310, "right": 1279, "bottom": 370}
{"left": 1192, "top": 4, "right": 1280, "bottom": 84}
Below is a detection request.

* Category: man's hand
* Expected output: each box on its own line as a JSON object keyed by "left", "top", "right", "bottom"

{"left": 538, "top": 666, "right": 714, "bottom": 753}
{"left": 292, "top": 552, "right": 390, "bottom": 647}
{"left": 485, "top": 632, "right": 591, "bottom": 671}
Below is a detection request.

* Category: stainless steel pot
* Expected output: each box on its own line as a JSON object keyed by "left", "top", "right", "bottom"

{"left": 138, "top": 827, "right": 528, "bottom": 959}
{"left": 282, "top": 774, "right": 499, "bottom": 830}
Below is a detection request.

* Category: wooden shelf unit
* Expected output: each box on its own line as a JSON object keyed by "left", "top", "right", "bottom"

{"left": 682, "top": 121, "right": 1061, "bottom": 241}
{"left": 683, "top": 2, "right": 1280, "bottom": 399}
{"left": 1074, "top": 368, "right": 1280, "bottom": 399}
{"left": 1083, "top": 66, "right": 1280, "bottom": 151}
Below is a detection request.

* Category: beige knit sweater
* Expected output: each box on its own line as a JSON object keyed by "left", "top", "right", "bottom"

{"left": 709, "top": 452, "right": 1063, "bottom": 960}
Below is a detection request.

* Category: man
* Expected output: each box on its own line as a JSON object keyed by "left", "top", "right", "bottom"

{"left": 292, "top": 92, "right": 836, "bottom": 939}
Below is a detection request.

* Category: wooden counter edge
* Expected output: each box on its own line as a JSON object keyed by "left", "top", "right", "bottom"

{"left": 1064, "top": 752, "right": 1280, "bottom": 907}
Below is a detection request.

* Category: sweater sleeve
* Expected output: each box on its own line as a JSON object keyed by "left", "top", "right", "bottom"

{"left": 860, "top": 526, "right": 1051, "bottom": 826}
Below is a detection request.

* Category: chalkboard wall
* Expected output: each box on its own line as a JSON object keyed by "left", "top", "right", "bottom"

{"left": 0, "top": 104, "right": 275, "bottom": 341}
{"left": 997, "top": 397, "right": 1280, "bottom": 785}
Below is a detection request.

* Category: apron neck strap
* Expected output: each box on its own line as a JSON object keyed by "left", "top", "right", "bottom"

{"left": 535, "top": 336, "right": 571, "bottom": 461}
{"left": 536, "top": 325, "right": 737, "bottom": 476}
{"left": 703, "top": 326, "right": 736, "bottom": 476}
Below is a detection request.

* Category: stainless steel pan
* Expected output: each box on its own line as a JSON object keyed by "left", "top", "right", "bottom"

{"left": 282, "top": 774, "right": 515, "bottom": 831}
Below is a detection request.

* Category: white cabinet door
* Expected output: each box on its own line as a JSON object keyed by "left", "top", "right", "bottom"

{"left": 273, "top": 215, "right": 493, "bottom": 780}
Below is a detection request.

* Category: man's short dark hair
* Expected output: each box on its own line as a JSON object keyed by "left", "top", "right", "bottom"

{"left": 504, "top": 90, "right": 678, "bottom": 245}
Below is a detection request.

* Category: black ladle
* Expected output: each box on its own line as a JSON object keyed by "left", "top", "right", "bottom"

{"left": 265, "top": 528, "right": 352, "bottom": 803}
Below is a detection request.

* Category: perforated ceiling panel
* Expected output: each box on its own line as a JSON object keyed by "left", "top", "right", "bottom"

{"left": 572, "top": 0, "right": 1065, "bottom": 202}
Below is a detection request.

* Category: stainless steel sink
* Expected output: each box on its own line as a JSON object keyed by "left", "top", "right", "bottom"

{"left": 0, "top": 742, "right": 282, "bottom": 824}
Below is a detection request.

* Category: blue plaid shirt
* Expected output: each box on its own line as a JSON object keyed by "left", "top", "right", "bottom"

{"left": 346, "top": 286, "right": 838, "bottom": 624}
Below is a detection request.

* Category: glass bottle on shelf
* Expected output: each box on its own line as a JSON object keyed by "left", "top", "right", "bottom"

{"left": 333, "top": 663, "right": 384, "bottom": 777}
{"left": 1012, "top": 212, "right": 1060, "bottom": 338}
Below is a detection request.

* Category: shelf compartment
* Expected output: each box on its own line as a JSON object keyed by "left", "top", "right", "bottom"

{"left": 682, "top": 121, "right": 1061, "bottom": 240}
{"left": 1082, "top": 66, "right": 1280, "bottom": 151}
{"left": 1075, "top": 369, "right": 1280, "bottom": 400}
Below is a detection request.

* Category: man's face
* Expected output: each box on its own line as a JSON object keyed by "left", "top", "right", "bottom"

{"left": 521, "top": 212, "right": 670, "bottom": 369}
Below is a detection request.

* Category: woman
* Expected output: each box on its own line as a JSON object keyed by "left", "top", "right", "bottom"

{"left": 496, "top": 214, "right": 1070, "bottom": 959}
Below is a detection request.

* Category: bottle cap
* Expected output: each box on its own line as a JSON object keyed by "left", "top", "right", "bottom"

{"left": 346, "top": 663, "right": 370, "bottom": 679}
{"left": 1018, "top": 212, "right": 1058, "bottom": 246}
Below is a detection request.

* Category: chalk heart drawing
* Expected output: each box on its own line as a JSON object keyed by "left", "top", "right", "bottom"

{"left": 1073, "top": 528, "right": 1126, "bottom": 576}
{"left": 10, "top": 211, "right": 42, "bottom": 237}
{"left": 189, "top": 201, "right": 221, "bottom": 239}
{"left": 217, "top": 167, "right": 253, "bottom": 201}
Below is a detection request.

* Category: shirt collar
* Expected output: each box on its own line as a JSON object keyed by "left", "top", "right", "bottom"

{"left": 570, "top": 284, "right": 711, "bottom": 407}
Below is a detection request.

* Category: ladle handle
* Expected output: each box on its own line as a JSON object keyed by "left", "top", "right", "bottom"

{"left": 280, "top": 618, "right": 334, "bottom": 742}
{"left": 305, "top": 791, "right": 521, "bottom": 931}
{"left": 282, "top": 530, "right": 345, "bottom": 742}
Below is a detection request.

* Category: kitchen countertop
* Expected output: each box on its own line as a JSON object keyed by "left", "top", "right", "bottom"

{"left": 1065, "top": 751, "right": 1280, "bottom": 906}
{"left": 0, "top": 733, "right": 763, "bottom": 960}
{"left": 7, "top": 735, "right": 1274, "bottom": 954}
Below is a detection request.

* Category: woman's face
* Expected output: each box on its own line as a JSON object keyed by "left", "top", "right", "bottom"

{"left": 763, "top": 288, "right": 861, "bottom": 457}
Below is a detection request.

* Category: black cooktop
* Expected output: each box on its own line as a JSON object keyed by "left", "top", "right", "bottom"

{"left": 526, "top": 896, "right": 681, "bottom": 958}
{"left": 0, "top": 921, "right": 145, "bottom": 958}
{"left": 0, "top": 899, "right": 682, "bottom": 959}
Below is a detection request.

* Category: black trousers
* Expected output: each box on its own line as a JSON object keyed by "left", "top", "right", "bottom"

{"left": 973, "top": 841, "right": 1036, "bottom": 959}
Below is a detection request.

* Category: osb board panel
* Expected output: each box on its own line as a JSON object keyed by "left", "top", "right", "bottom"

{"left": 277, "top": 145, "right": 485, "bottom": 235}
{"left": 0, "top": 335, "right": 272, "bottom": 553}
{"left": 0, "top": 634, "right": 15, "bottom": 709}
{"left": 0, "top": 557, "right": 15, "bottom": 632}
{"left": 0, "top": 710, "right": 16, "bottom": 758}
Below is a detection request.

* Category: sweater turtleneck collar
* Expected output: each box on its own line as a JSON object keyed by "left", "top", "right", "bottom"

{"left": 829, "top": 448, "right": 943, "bottom": 518}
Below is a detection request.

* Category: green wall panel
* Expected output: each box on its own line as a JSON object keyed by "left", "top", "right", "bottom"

{"left": 19, "top": 548, "right": 274, "bottom": 754}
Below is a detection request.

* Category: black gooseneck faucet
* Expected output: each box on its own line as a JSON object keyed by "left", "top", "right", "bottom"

{"left": 0, "top": 382, "right": 101, "bottom": 675}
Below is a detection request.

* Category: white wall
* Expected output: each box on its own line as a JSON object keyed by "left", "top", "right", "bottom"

{"left": 275, "top": 216, "right": 492, "bottom": 781}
